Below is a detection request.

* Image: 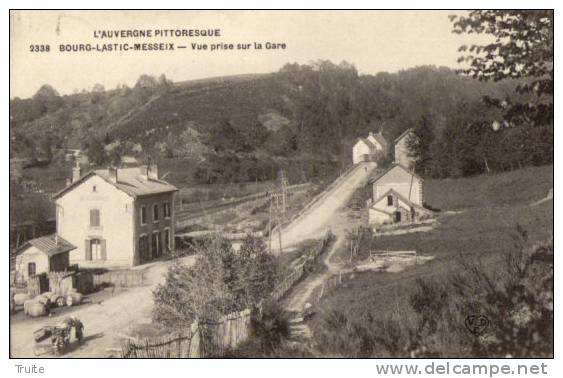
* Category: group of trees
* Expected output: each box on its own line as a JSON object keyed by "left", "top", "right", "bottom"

{"left": 407, "top": 109, "right": 553, "bottom": 178}
{"left": 278, "top": 58, "right": 552, "bottom": 179}
{"left": 452, "top": 11, "right": 553, "bottom": 129}
{"left": 403, "top": 11, "right": 554, "bottom": 178}
{"left": 192, "top": 152, "right": 338, "bottom": 185}
{"left": 152, "top": 235, "right": 280, "bottom": 327}
{"left": 9, "top": 74, "right": 174, "bottom": 162}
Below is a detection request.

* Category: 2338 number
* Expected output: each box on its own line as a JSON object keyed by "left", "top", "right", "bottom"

{"left": 29, "top": 44, "right": 50, "bottom": 52}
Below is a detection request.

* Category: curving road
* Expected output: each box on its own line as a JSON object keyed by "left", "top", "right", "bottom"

{"left": 276, "top": 162, "right": 378, "bottom": 250}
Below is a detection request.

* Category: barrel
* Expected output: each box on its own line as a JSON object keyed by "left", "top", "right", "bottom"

{"left": 50, "top": 294, "right": 65, "bottom": 308}
{"left": 23, "top": 299, "right": 36, "bottom": 315}
{"left": 66, "top": 292, "right": 83, "bottom": 307}
{"left": 13, "top": 293, "right": 31, "bottom": 306}
{"left": 35, "top": 295, "right": 52, "bottom": 307}
{"left": 27, "top": 302, "right": 47, "bottom": 317}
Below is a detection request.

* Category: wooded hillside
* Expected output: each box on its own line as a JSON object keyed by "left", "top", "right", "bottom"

{"left": 10, "top": 62, "right": 553, "bottom": 185}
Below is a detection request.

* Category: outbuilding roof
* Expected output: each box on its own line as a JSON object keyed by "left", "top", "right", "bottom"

{"left": 52, "top": 167, "right": 178, "bottom": 200}
{"left": 369, "top": 132, "right": 389, "bottom": 149}
{"left": 19, "top": 234, "right": 76, "bottom": 257}
{"left": 372, "top": 188, "right": 427, "bottom": 211}
{"left": 356, "top": 137, "right": 377, "bottom": 150}
{"left": 394, "top": 128, "right": 415, "bottom": 143}
{"left": 368, "top": 163, "right": 424, "bottom": 185}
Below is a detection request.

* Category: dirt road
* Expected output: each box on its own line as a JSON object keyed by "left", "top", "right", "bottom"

{"left": 10, "top": 256, "right": 195, "bottom": 358}
{"left": 283, "top": 161, "right": 377, "bottom": 312}
{"left": 278, "top": 162, "right": 378, "bottom": 250}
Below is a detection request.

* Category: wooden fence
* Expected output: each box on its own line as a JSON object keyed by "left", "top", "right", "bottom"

{"left": 121, "top": 309, "right": 251, "bottom": 358}
{"left": 28, "top": 273, "right": 49, "bottom": 297}
{"left": 92, "top": 270, "right": 145, "bottom": 288}
{"left": 176, "top": 183, "right": 311, "bottom": 227}
{"left": 48, "top": 270, "right": 76, "bottom": 295}
{"left": 317, "top": 272, "right": 343, "bottom": 302}
{"left": 271, "top": 230, "right": 334, "bottom": 301}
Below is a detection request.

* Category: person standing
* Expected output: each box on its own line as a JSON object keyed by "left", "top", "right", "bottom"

{"left": 73, "top": 317, "right": 84, "bottom": 344}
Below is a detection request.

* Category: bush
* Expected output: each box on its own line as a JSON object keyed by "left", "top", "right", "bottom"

{"left": 152, "top": 235, "right": 280, "bottom": 329}
{"left": 312, "top": 227, "right": 553, "bottom": 357}
{"left": 224, "top": 301, "right": 298, "bottom": 357}
{"left": 251, "top": 301, "right": 291, "bottom": 352}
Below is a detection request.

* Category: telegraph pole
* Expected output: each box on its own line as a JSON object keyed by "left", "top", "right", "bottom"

{"left": 275, "top": 193, "right": 283, "bottom": 254}
{"left": 268, "top": 192, "right": 284, "bottom": 255}
{"left": 279, "top": 169, "right": 288, "bottom": 217}
{"left": 268, "top": 197, "right": 273, "bottom": 253}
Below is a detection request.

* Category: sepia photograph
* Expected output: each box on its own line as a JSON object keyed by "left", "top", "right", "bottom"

{"left": 8, "top": 8, "right": 553, "bottom": 364}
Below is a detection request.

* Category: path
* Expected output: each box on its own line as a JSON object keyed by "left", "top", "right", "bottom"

{"left": 10, "top": 256, "right": 195, "bottom": 358}
{"left": 285, "top": 237, "right": 343, "bottom": 313}
{"left": 284, "top": 207, "right": 367, "bottom": 341}
{"left": 278, "top": 162, "right": 378, "bottom": 250}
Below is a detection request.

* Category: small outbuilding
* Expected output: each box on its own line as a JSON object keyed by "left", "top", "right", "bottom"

{"left": 367, "top": 164, "right": 431, "bottom": 226}
{"left": 14, "top": 234, "right": 76, "bottom": 283}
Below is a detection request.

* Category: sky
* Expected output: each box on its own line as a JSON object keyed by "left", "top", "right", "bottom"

{"left": 10, "top": 10, "right": 489, "bottom": 99}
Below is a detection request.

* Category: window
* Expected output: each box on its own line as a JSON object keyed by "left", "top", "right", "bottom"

{"left": 90, "top": 209, "right": 100, "bottom": 227}
{"left": 163, "top": 202, "right": 171, "bottom": 218}
{"left": 153, "top": 204, "right": 159, "bottom": 222}
{"left": 164, "top": 228, "right": 171, "bottom": 251}
{"left": 387, "top": 195, "right": 393, "bottom": 206}
{"left": 139, "top": 234, "right": 149, "bottom": 262}
{"left": 90, "top": 239, "right": 104, "bottom": 260}
{"left": 28, "top": 262, "right": 36, "bottom": 277}
{"left": 92, "top": 185, "right": 97, "bottom": 192}
{"left": 152, "top": 232, "right": 160, "bottom": 258}
{"left": 140, "top": 206, "right": 147, "bottom": 225}
{"left": 394, "top": 211, "right": 402, "bottom": 223}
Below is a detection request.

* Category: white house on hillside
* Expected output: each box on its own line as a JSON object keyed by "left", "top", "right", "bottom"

{"left": 367, "top": 164, "right": 431, "bottom": 226}
{"left": 51, "top": 164, "right": 178, "bottom": 268}
{"left": 352, "top": 131, "right": 389, "bottom": 164}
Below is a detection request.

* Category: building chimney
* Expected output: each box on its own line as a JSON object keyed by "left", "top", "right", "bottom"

{"left": 71, "top": 161, "right": 81, "bottom": 183}
{"left": 108, "top": 166, "right": 118, "bottom": 183}
{"left": 139, "top": 165, "right": 149, "bottom": 180}
{"left": 147, "top": 164, "right": 159, "bottom": 180}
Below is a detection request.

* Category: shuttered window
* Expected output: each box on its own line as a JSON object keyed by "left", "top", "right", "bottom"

{"left": 85, "top": 240, "right": 92, "bottom": 260}
{"left": 139, "top": 235, "right": 149, "bottom": 262}
{"left": 140, "top": 206, "right": 147, "bottom": 225}
{"left": 90, "top": 209, "right": 100, "bottom": 227}
{"left": 151, "top": 232, "right": 160, "bottom": 257}
{"left": 164, "top": 228, "right": 171, "bottom": 251}
{"left": 153, "top": 204, "right": 159, "bottom": 222}
{"left": 163, "top": 202, "right": 171, "bottom": 218}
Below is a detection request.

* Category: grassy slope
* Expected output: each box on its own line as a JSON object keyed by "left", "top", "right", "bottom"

{"left": 311, "top": 165, "right": 553, "bottom": 326}
{"left": 424, "top": 165, "right": 553, "bottom": 210}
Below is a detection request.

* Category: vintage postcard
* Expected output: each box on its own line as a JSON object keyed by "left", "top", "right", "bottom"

{"left": 9, "top": 9, "right": 553, "bottom": 364}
